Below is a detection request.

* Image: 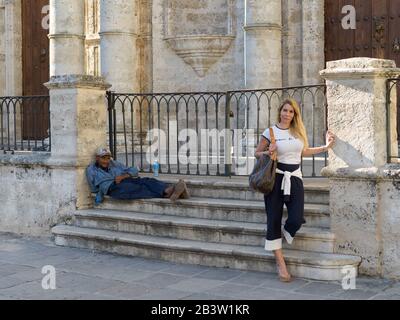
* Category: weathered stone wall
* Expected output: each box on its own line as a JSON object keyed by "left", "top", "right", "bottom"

{"left": 0, "top": 156, "right": 78, "bottom": 236}
{"left": 380, "top": 170, "right": 400, "bottom": 279}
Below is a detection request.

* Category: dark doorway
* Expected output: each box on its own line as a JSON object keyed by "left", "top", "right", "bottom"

{"left": 22, "top": 0, "right": 50, "bottom": 140}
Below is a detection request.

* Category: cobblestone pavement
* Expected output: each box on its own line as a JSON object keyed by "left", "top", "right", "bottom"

{"left": 0, "top": 233, "right": 399, "bottom": 300}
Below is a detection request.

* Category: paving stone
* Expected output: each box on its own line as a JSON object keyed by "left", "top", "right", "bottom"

{"left": 379, "top": 281, "right": 400, "bottom": 295}
{"left": 8, "top": 269, "right": 46, "bottom": 282}
{"left": 0, "top": 277, "right": 32, "bottom": 290}
{"left": 229, "top": 286, "right": 289, "bottom": 300}
{"left": 227, "top": 271, "right": 277, "bottom": 286}
{"left": 138, "top": 272, "right": 190, "bottom": 290}
{"left": 196, "top": 268, "right": 243, "bottom": 281}
{"left": 294, "top": 281, "right": 343, "bottom": 296}
{"left": 258, "top": 277, "right": 310, "bottom": 291}
{"left": 159, "top": 263, "right": 211, "bottom": 277}
{"left": 202, "top": 283, "right": 255, "bottom": 299}
{"left": 97, "top": 282, "right": 153, "bottom": 299}
{"left": 55, "top": 272, "right": 126, "bottom": 294}
{"left": 330, "top": 289, "right": 379, "bottom": 300}
{"left": 77, "top": 293, "right": 126, "bottom": 300}
{"left": 0, "top": 281, "right": 79, "bottom": 300}
{"left": 133, "top": 259, "right": 179, "bottom": 272}
{"left": 182, "top": 293, "right": 238, "bottom": 300}
{"left": 278, "top": 292, "right": 326, "bottom": 300}
{"left": 168, "top": 278, "right": 226, "bottom": 293}
{"left": 137, "top": 288, "right": 193, "bottom": 300}
{"left": 353, "top": 277, "right": 396, "bottom": 292}
{"left": 370, "top": 293, "right": 400, "bottom": 300}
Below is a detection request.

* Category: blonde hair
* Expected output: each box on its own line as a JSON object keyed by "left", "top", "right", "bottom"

{"left": 277, "top": 99, "right": 309, "bottom": 149}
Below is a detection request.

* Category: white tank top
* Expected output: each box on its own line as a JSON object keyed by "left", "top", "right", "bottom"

{"left": 262, "top": 125, "right": 304, "bottom": 165}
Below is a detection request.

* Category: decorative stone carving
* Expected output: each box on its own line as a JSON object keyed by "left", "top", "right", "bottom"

{"left": 163, "top": 0, "right": 235, "bottom": 77}
{"left": 85, "top": 0, "right": 100, "bottom": 76}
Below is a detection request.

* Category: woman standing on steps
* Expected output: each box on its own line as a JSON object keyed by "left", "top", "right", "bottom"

{"left": 254, "top": 99, "right": 335, "bottom": 282}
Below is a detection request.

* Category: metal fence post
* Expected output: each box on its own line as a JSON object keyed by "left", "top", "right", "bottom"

{"left": 107, "top": 91, "right": 116, "bottom": 159}
{"left": 224, "top": 91, "right": 232, "bottom": 177}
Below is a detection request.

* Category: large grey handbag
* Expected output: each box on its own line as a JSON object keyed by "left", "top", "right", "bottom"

{"left": 249, "top": 128, "right": 277, "bottom": 195}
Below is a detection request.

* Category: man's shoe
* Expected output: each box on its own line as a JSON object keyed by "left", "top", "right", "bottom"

{"left": 181, "top": 182, "right": 190, "bottom": 199}
{"left": 170, "top": 180, "right": 186, "bottom": 202}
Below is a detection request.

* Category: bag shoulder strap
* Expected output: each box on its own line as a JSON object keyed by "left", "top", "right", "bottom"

{"left": 269, "top": 127, "right": 277, "bottom": 161}
{"left": 269, "top": 127, "right": 276, "bottom": 144}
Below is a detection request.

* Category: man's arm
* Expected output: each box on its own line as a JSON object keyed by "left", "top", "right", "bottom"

{"left": 113, "top": 160, "right": 139, "bottom": 179}
{"left": 86, "top": 165, "right": 98, "bottom": 193}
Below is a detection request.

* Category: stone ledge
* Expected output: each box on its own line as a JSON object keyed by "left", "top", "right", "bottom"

{"left": 0, "top": 153, "right": 91, "bottom": 169}
{"left": 48, "top": 33, "right": 86, "bottom": 40}
{"left": 326, "top": 57, "right": 397, "bottom": 69}
{"left": 243, "top": 23, "right": 282, "bottom": 32}
{"left": 320, "top": 58, "right": 400, "bottom": 80}
{"left": 321, "top": 164, "right": 400, "bottom": 181}
{"left": 45, "top": 74, "right": 111, "bottom": 90}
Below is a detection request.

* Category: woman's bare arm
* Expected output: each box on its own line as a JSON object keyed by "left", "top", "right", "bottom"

{"left": 255, "top": 137, "right": 276, "bottom": 159}
{"left": 302, "top": 146, "right": 328, "bottom": 157}
{"left": 255, "top": 137, "right": 269, "bottom": 159}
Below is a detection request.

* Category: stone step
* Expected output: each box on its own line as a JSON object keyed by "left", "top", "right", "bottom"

{"left": 98, "top": 197, "right": 331, "bottom": 228}
{"left": 52, "top": 225, "right": 361, "bottom": 281}
{"left": 140, "top": 174, "right": 330, "bottom": 205}
{"left": 74, "top": 209, "right": 335, "bottom": 253}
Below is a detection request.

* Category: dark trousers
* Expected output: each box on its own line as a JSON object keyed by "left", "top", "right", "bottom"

{"left": 264, "top": 163, "right": 305, "bottom": 250}
{"left": 108, "top": 177, "right": 167, "bottom": 200}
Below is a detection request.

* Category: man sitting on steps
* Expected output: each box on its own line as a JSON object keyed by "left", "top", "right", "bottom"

{"left": 86, "top": 148, "right": 190, "bottom": 205}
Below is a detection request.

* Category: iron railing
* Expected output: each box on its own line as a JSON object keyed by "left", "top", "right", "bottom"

{"left": 386, "top": 78, "right": 400, "bottom": 162}
{"left": 0, "top": 96, "right": 51, "bottom": 153}
{"left": 107, "top": 85, "right": 328, "bottom": 177}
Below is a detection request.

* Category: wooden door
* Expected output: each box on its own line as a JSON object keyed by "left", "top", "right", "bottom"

{"left": 325, "top": 0, "right": 400, "bottom": 141}
{"left": 22, "top": 0, "right": 50, "bottom": 140}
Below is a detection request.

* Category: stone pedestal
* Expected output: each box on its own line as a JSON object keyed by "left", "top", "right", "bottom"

{"left": 45, "top": 75, "right": 111, "bottom": 209}
{"left": 320, "top": 58, "right": 400, "bottom": 277}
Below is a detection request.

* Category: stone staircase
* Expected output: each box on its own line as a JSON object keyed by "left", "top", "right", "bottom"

{"left": 52, "top": 174, "right": 362, "bottom": 281}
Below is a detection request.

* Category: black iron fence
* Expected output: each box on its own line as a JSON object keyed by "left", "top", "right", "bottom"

{"left": 0, "top": 96, "right": 51, "bottom": 153}
{"left": 386, "top": 78, "right": 400, "bottom": 162}
{"left": 107, "top": 85, "right": 328, "bottom": 177}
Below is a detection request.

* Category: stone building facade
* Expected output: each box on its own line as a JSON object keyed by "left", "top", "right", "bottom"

{"left": 0, "top": 0, "right": 324, "bottom": 96}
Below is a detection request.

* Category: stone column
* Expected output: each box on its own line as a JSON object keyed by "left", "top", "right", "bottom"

{"left": 4, "top": 0, "right": 22, "bottom": 95}
{"left": 45, "top": 75, "right": 111, "bottom": 209}
{"left": 302, "top": 0, "right": 324, "bottom": 85}
{"left": 99, "top": 0, "right": 141, "bottom": 158}
{"left": 320, "top": 58, "right": 400, "bottom": 277}
{"left": 245, "top": 0, "right": 282, "bottom": 130}
{"left": 49, "top": 0, "right": 86, "bottom": 76}
{"left": 282, "top": 0, "right": 302, "bottom": 87}
{"left": 302, "top": 0, "right": 325, "bottom": 147}
{"left": 0, "top": 3, "right": 6, "bottom": 96}
{"left": 99, "top": 0, "right": 138, "bottom": 92}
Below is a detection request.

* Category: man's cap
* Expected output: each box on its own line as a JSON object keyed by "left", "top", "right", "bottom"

{"left": 96, "top": 148, "right": 112, "bottom": 157}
